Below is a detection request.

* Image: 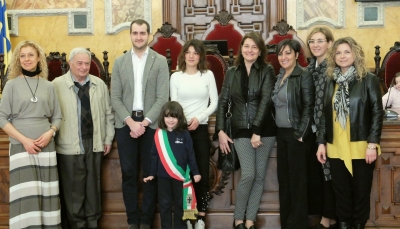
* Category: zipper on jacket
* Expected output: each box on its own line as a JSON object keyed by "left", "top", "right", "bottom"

{"left": 285, "top": 82, "right": 291, "bottom": 123}
{"left": 300, "top": 118, "right": 310, "bottom": 139}
{"left": 246, "top": 89, "right": 250, "bottom": 129}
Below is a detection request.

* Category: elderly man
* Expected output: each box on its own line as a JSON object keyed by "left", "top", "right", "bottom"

{"left": 111, "top": 19, "right": 169, "bottom": 229}
{"left": 53, "top": 47, "right": 115, "bottom": 229}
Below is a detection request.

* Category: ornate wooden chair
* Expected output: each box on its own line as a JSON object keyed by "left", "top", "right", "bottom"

{"left": 265, "top": 19, "right": 309, "bottom": 75}
{"left": 204, "top": 46, "right": 228, "bottom": 94}
{"left": 47, "top": 52, "right": 68, "bottom": 81}
{"left": 374, "top": 42, "right": 400, "bottom": 93}
{"left": 149, "top": 22, "right": 185, "bottom": 72}
{"left": 86, "top": 49, "right": 107, "bottom": 83}
{"left": 201, "top": 10, "right": 245, "bottom": 56}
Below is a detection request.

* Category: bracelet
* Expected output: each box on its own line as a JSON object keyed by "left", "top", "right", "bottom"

{"left": 367, "top": 145, "right": 376, "bottom": 150}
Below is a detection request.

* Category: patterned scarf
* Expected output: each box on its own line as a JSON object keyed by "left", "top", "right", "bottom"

{"left": 154, "top": 129, "right": 198, "bottom": 220}
{"left": 333, "top": 66, "right": 356, "bottom": 129}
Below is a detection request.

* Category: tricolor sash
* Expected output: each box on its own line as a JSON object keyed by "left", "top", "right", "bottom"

{"left": 154, "top": 128, "right": 198, "bottom": 220}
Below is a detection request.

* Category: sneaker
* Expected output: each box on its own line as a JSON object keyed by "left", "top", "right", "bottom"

{"left": 194, "top": 219, "right": 205, "bottom": 229}
{"left": 187, "top": 220, "right": 193, "bottom": 229}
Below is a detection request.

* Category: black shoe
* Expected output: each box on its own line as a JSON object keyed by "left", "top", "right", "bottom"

{"left": 353, "top": 224, "right": 365, "bottom": 229}
{"left": 339, "top": 222, "right": 351, "bottom": 229}
{"left": 232, "top": 222, "right": 246, "bottom": 229}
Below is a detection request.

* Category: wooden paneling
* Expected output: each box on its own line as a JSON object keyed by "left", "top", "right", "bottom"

{"left": 162, "top": 0, "right": 286, "bottom": 41}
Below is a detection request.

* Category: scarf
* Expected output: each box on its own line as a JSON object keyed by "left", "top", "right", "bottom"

{"left": 22, "top": 66, "right": 42, "bottom": 77}
{"left": 333, "top": 66, "right": 356, "bottom": 129}
{"left": 154, "top": 128, "right": 198, "bottom": 220}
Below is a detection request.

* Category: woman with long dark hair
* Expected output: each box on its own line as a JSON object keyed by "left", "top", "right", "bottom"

{"left": 170, "top": 39, "right": 218, "bottom": 229}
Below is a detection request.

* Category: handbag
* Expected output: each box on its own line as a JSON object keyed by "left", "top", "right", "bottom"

{"left": 217, "top": 76, "right": 240, "bottom": 172}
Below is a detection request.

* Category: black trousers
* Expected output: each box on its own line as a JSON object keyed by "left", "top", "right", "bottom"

{"left": 158, "top": 177, "right": 186, "bottom": 229}
{"left": 276, "top": 128, "right": 312, "bottom": 229}
{"left": 115, "top": 116, "right": 157, "bottom": 226}
{"left": 189, "top": 124, "right": 211, "bottom": 212}
{"left": 329, "top": 158, "right": 375, "bottom": 225}
{"left": 57, "top": 139, "right": 103, "bottom": 229}
{"left": 307, "top": 133, "right": 336, "bottom": 218}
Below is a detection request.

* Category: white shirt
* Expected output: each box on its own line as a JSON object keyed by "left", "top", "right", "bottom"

{"left": 170, "top": 70, "right": 218, "bottom": 124}
{"left": 131, "top": 47, "right": 149, "bottom": 111}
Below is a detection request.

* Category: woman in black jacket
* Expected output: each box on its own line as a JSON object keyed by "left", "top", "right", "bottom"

{"left": 216, "top": 32, "right": 276, "bottom": 229}
{"left": 272, "top": 39, "right": 315, "bottom": 229}
{"left": 316, "top": 37, "right": 383, "bottom": 229}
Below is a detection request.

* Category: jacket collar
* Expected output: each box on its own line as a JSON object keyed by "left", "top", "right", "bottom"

{"left": 65, "top": 70, "right": 97, "bottom": 88}
{"left": 281, "top": 64, "right": 303, "bottom": 77}
{"left": 234, "top": 60, "right": 261, "bottom": 72}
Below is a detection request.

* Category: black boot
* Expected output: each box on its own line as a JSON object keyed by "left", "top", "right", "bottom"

{"left": 339, "top": 222, "right": 351, "bottom": 229}
{"left": 353, "top": 224, "right": 365, "bottom": 229}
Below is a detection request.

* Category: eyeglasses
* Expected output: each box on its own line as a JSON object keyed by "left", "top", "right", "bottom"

{"left": 308, "top": 39, "right": 326, "bottom": 45}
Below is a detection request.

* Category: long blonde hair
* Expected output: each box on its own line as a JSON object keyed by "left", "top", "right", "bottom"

{"left": 8, "top": 40, "right": 48, "bottom": 79}
{"left": 326, "top": 37, "right": 368, "bottom": 80}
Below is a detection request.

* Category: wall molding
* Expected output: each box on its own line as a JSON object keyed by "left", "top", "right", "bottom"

{"left": 357, "top": 2, "right": 384, "bottom": 28}
{"left": 8, "top": 0, "right": 94, "bottom": 36}
{"left": 105, "top": 0, "right": 152, "bottom": 35}
{"left": 296, "top": 0, "right": 345, "bottom": 29}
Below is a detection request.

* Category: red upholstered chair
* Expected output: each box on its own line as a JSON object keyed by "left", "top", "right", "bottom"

{"left": 205, "top": 47, "right": 228, "bottom": 94}
{"left": 265, "top": 19, "right": 309, "bottom": 75}
{"left": 47, "top": 52, "right": 67, "bottom": 82}
{"left": 201, "top": 10, "right": 245, "bottom": 56}
{"left": 149, "top": 22, "right": 185, "bottom": 72}
{"left": 374, "top": 42, "right": 400, "bottom": 93}
{"left": 86, "top": 49, "right": 106, "bottom": 83}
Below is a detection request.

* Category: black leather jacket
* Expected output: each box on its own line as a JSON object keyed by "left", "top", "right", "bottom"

{"left": 277, "top": 65, "right": 315, "bottom": 139}
{"left": 316, "top": 72, "right": 383, "bottom": 144}
{"left": 216, "top": 62, "right": 276, "bottom": 137}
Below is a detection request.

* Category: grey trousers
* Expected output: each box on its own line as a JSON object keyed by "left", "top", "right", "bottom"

{"left": 233, "top": 137, "right": 276, "bottom": 221}
{"left": 57, "top": 139, "right": 104, "bottom": 229}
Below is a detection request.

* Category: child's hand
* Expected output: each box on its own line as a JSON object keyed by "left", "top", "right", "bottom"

{"left": 143, "top": 176, "right": 154, "bottom": 182}
{"left": 193, "top": 175, "right": 201, "bottom": 183}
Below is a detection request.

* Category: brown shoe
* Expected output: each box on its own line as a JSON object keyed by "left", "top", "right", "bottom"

{"left": 128, "top": 225, "right": 139, "bottom": 229}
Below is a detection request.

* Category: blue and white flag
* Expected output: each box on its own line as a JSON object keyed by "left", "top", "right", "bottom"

{"left": 0, "top": 0, "right": 11, "bottom": 67}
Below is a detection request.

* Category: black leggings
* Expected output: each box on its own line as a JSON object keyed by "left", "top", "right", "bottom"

{"left": 190, "top": 124, "right": 211, "bottom": 212}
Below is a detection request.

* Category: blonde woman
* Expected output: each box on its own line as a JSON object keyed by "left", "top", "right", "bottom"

{"left": 0, "top": 40, "right": 62, "bottom": 228}
{"left": 316, "top": 37, "right": 383, "bottom": 229}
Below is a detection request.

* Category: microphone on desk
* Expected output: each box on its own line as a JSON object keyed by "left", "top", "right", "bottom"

{"left": 384, "top": 83, "right": 399, "bottom": 119}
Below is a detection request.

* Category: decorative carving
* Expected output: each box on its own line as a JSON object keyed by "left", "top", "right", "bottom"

{"left": 209, "top": 171, "right": 231, "bottom": 196}
{"left": 156, "top": 22, "right": 177, "bottom": 38}
{"left": 102, "top": 51, "right": 110, "bottom": 88}
{"left": 271, "top": 19, "right": 293, "bottom": 36}
{"left": 214, "top": 9, "right": 233, "bottom": 26}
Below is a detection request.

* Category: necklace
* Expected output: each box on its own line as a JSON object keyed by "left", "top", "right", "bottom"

{"left": 23, "top": 75, "right": 39, "bottom": 103}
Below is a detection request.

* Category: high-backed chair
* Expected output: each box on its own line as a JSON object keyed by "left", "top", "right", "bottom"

{"left": 374, "top": 42, "right": 400, "bottom": 93}
{"left": 205, "top": 46, "right": 228, "bottom": 94}
{"left": 86, "top": 49, "right": 106, "bottom": 83}
{"left": 149, "top": 22, "right": 185, "bottom": 72}
{"left": 0, "top": 54, "right": 7, "bottom": 92}
{"left": 201, "top": 10, "right": 245, "bottom": 56}
{"left": 47, "top": 52, "right": 66, "bottom": 81}
{"left": 265, "top": 19, "right": 309, "bottom": 75}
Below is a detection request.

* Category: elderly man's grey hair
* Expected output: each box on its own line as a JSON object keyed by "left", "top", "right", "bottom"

{"left": 69, "top": 47, "right": 92, "bottom": 62}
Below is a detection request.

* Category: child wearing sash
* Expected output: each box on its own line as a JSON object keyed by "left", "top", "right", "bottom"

{"left": 144, "top": 101, "right": 201, "bottom": 229}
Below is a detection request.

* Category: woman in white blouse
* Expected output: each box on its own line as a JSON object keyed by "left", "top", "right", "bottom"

{"left": 170, "top": 39, "right": 218, "bottom": 229}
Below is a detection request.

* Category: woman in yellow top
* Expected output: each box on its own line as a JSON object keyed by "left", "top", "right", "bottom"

{"left": 316, "top": 37, "right": 383, "bottom": 229}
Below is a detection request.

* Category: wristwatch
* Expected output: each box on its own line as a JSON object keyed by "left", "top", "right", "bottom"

{"left": 50, "top": 127, "right": 57, "bottom": 137}
{"left": 367, "top": 144, "right": 376, "bottom": 150}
